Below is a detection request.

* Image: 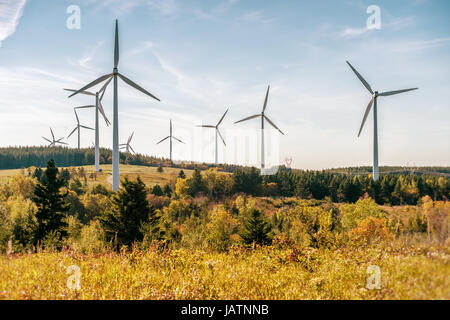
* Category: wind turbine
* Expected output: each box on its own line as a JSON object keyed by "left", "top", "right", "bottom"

{"left": 157, "top": 119, "right": 184, "bottom": 163}
{"left": 64, "top": 79, "right": 111, "bottom": 172}
{"left": 68, "top": 19, "right": 160, "bottom": 191}
{"left": 120, "top": 132, "right": 135, "bottom": 154}
{"left": 67, "top": 108, "right": 94, "bottom": 149}
{"left": 234, "top": 85, "right": 284, "bottom": 174}
{"left": 42, "top": 127, "right": 68, "bottom": 147}
{"left": 197, "top": 109, "right": 228, "bottom": 165}
{"left": 346, "top": 61, "right": 418, "bottom": 181}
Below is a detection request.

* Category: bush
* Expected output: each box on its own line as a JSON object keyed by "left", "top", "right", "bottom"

{"left": 339, "top": 198, "right": 386, "bottom": 231}
{"left": 205, "top": 206, "right": 240, "bottom": 252}
{"left": 349, "top": 216, "right": 392, "bottom": 245}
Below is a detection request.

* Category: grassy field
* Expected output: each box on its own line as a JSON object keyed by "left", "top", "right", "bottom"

{"left": 0, "top": 164, "right": 194, "bottom": 188}
{"left": 0, "top": 243, "right": 448, "bottom": 300}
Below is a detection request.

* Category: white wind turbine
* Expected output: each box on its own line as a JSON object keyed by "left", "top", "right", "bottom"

{"left": 346, "top": 61, "right": 418, "bottom": 181}
{"left": 64, "top": 79, "right": 111, "bottom": 172}
{"left": 68, "top": 20, "right": 160, "bottom": 191}
{"left": 197, "top": 109, "right": 228, "bottom": 165}
{"left": 234, "top": 85, "right": 284, "bottom": 174}
{"left": 120, "top": 132, "right": 136, "bottom": 154}
{"left": 67, "top": 108, "right": 94, "bottom": 149}
{"left": 156, "top": 119, "right": 184, "bottom": 163}
{"left": 42, "top": 127, "right": 68, "bottom": 147}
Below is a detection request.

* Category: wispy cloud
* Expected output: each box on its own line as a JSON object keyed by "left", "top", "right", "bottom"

{"left": 87, "top": 0, "right": 178, "bottom": 16}
{"left": 339, "top": 16, "right": 415, "bottom": 38}
{"left": 391, "top": 37, "right": 450, "bottom": 52}
{"left": 67, "top": 40, "right": 105, "bottom": 70}
{"left": 0, "top": 0, "right": 27, "bottom": 47}
{"left": 239, "top": 10, "right": 274, "bottom": 24}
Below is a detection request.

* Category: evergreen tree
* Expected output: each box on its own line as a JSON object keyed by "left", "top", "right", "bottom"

{"left": 100, "top": 177, "right": 151, "bottom": 248}
{"left": 240, "top": 208, "right": 272, "bottom": 245}
{"left": 188, "top": 168, "right": 206, "bottom": 196}
{"left": 178, "top": 170, "right": 186, "bottom": 179}
{"left": 151, "top": 184, "right": 164, "bottom": 196}
{"left": 33, "top": 159, "right": 69, "bottom": 246}
{"left": 163, "top": 184, "right": 173, "bottom": 197}
{"left": 157, "top": 163, "right": 164, "bottom": 172}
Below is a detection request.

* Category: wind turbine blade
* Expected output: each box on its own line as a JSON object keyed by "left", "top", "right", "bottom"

{"left": 97, "top": 98, "right": 111, "bottom": 126}
{"left": 216, "top": 109, "right": 229, "bottom": 126}
{"left": 56, "top": 141, "right": 69, "bottom": 145}
{"left": 234, "top": 114, "right": 261, "bottom": 124}
{"left": 346, "top": 61, "right": 373, "bottom": 94}
{"left": 50, "top": 127, "right": 55, "bottom": 140}
{"left": 75, "top": 105, "right": 96, "bottom": 109}
{"left": 81, "top": 125, "right": 95, "bottom": 130}
{"left": 197, "top": 125, "right": 215, "bottom": 128}
{"left": 67, "top": 127, "right": 77, "bottom": 138}
{"left": 357, "top": 98, "right": 374, "bottom": 137}
{"left": 378, "top": 88, "right": 418, "bottom": 97}
{"left": 129, "top": 145, "right": 136, "bottom": 154}
{"left": 157, "top": 136, "right": 170, "bottom": 144}
{"left": 74, "top": 109, "right": 79, "bottom": 124}
{"left": 99, "top": 75, "right": 113, "bottom": 99}
{"left": 264, "top": 115, "right": 284, "bottom": 135}
{"left": 64, "top": 88, "right": 96, "bottom": 96}
{"left": 68, "top": 74, "right": 113, "bottom": 98}
{"left": 42, "top": 137, "right": 52, "bottom": 143}
{"left": 217, "top": 129, "right": 226, "bottom": 146}
{"left": 114, "top": 19, "right": 119, "bottom": 68}
{"left": 262, "top": 85, "right": 270, "bottom": 113}
{"left": 118, "top": 73, "right": 160, "bottom": 101}
{"left": 173, "top": 136, "right": 185, "bottom": 144}
{"left": 128, "top": 132, "right": 134, "bottom": 143}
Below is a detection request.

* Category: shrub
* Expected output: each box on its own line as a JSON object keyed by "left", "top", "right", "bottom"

{"left": 349, "top": 216, "right": 392, "bottom": 245}
{"left": 205, "top": 206, "right": 240, "bottom": 252}
{"left": 339, "top": 198, "right": 386, "bottom": 231}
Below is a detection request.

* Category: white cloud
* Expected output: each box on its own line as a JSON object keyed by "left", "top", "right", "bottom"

{"left": 0, "top": 0, "right": 27, "bottom": 47}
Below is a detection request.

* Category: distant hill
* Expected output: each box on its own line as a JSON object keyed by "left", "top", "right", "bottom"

{"left": 0, "top": 146, "right": 449, "bottom": 177}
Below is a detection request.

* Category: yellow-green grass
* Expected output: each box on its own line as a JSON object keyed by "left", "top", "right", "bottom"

{"left": 0, "top": 165, "right": 193, "bottom": 188}
{"left": 0, "top": 245, "right": 448, "bottom": 300}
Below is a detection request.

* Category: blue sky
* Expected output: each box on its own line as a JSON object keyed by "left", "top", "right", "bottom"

{"left": 0, "top": 0, "right": 449, "bottom": 169}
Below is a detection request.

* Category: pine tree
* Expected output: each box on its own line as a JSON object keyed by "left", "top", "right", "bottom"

{"left": 151, "top": 184, "right": 164, "bottom": 196}
{"left": 188, "top": 168, "right": 206, "bottom": 196}
{"left": 240, "top": 208, "right": 272, "bottom": 245}
{"left": 99, "top": 177, "right": 151, "bottom": 248}
{"left": 33, "top": 159, "right": 70, "bottom": 246}
{"left": 163, "top": 184, "right": 173, "bottom": 197}
{"left": 178, "top": 170, "right": 186, "bottom": 179}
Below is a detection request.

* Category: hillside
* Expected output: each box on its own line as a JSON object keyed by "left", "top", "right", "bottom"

{"left": 1, "top": 146, "right": 449, "bottom": 177}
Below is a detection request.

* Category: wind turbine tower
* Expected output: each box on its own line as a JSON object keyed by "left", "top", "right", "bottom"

{"left": 68, "top": 20, "right": 160, "bottom": 191}
{"left": 346, "top": 61, "right": 418, "bottom": 181}
{"left": 157, "top": 119, "right": 184, "bottom": 163}
{"left": 197, "top": 109, "right": 228, "bottom": 165}
{"left": 234, "top": 85, "right": 284, "bottom": 174}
